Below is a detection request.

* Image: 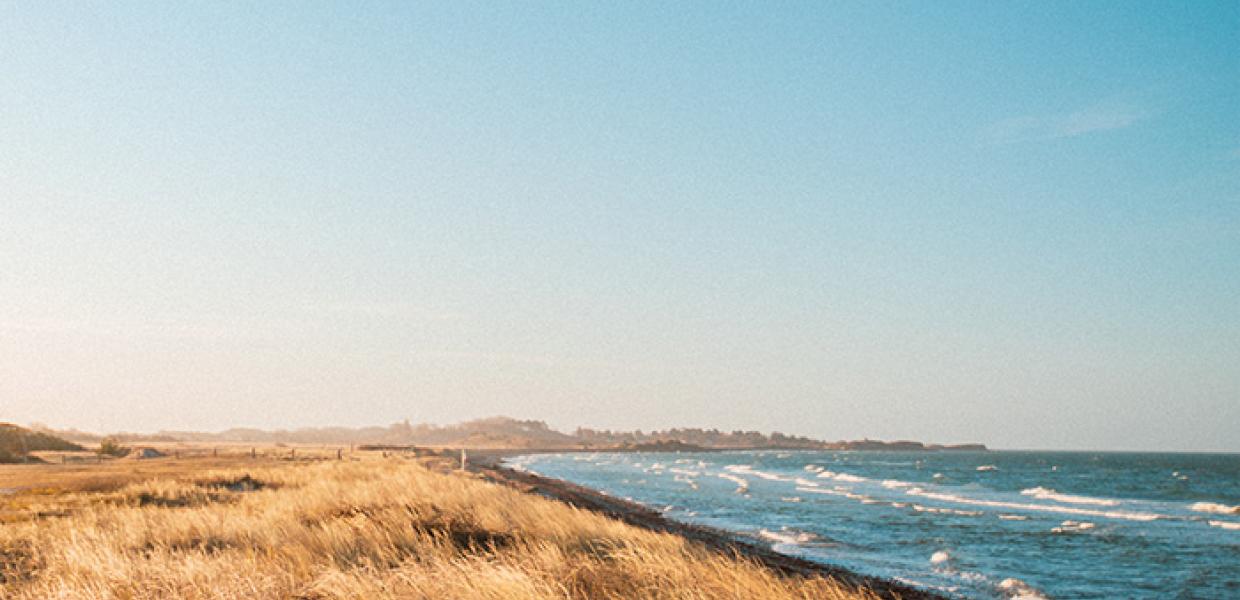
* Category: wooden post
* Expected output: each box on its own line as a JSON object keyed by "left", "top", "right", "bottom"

{"left": 251, "top": 447, "right": 256, "bottom": 459}
{"left": 460, "top": 448, "right": 467, "bottom": 470}
{"left": 337, "top": 448, "right": 343, "bottom": 460}
{"left": 213, "top": 448, "right": 218, "bottom": 458}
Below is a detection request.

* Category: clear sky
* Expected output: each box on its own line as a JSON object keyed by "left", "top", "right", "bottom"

{"left": 2, "top": 2, "right": 1237, "bottom": 451}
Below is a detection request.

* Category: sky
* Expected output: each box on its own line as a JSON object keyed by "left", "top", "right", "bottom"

{"left": 1, "top": 2, "right": 1237, "bottom": 451}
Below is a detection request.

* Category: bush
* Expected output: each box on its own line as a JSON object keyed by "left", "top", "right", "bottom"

{"left": 98, "top": 437, "right": 130, "bottom": 458}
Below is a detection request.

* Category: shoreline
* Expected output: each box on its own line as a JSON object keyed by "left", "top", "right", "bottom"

{"left": 464, "top": 449, "right": 948, "bottom": 600}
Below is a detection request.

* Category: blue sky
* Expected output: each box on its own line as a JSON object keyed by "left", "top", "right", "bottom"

{"left": 2, "top": 2, "right": 1237, "bottom": 450}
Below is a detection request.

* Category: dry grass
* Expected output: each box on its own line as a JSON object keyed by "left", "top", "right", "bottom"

{"left": 0, "top": 456, "right": 878, "bottom": 599}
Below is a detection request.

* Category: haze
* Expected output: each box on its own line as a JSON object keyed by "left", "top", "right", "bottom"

{"left": 2, "top": 3, "right": 1237, "bottom": 451}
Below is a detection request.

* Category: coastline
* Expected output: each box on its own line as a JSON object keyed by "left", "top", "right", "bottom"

{"left": 464, "top": 449, "right": 947, "bottom": 600}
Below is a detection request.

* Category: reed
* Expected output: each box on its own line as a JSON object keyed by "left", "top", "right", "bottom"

{"left": 0, "top": 458, "right": 877, "bottom": 599}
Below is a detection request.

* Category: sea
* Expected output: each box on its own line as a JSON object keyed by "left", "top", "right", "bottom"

{"left": 506, "top": 450, "right": 1240, "bottom": 599}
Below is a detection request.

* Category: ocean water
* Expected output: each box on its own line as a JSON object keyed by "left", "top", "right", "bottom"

{"left": 506, "top": 450, "right": 1240, "bottom": 599}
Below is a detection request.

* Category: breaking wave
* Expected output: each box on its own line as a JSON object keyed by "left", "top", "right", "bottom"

{"left": 1020, "top": 487, "right": 1120, "bottom": 506}
{"left": 905, "top": 487, "right": 1163, "bottom": 522}
{"left": 1191, "top": 502, "right": 1240, "bottom": 515}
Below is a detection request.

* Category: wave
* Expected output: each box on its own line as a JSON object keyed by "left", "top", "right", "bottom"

{"left": 1051, "top": 520, "right": 1096, "bottom": 533}
{"left": 904, "top": 487, "right": 1163, "bottom": 522}
{"left": 1208, "top": 520, "right": 1240, "bottom": 531}
{"left": 796, "top": 485, "right": 878, "bottom": 504}
{"left": 725, "top": 464, "right": 791, "bottom": 482}
{"left": 912, "top": 504, "right": 983, "bottom": 517}
{"left": 759, "top": 528, "right": 817, "bottom": 546}
{"left": 815, "top": 470, "right": 868, "bottom": 483}
{"left": 717, "top": 472, "right": 749, "bottom": 492}
{"left": 882, "top": 479, "right": 915, "bottom": 489}
{"left": 998, "top": 577, "right": 1049, "bottom": 600}
{"left": 976, "top": 465, "right": 999, "bottom": 472}
{"left": 930, "top": 550, "right": 950, "bottom": 564}
{"left": 1020, "top": 487, "right": 1120, "bottom": 506}
{"left": 803, "top": 464, "right": 824, "bottom": 473}
{"left": 1190, "top": 502, "right": 1240, "bottom": 515}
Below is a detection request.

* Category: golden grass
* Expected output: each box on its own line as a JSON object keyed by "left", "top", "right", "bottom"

{"left": 0, "top": 457, "right": 878, "bottom": 599}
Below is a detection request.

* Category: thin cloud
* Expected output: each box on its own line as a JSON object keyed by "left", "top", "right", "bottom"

{"left": 982, "top": 102, "right": 1149, "bottom": 145}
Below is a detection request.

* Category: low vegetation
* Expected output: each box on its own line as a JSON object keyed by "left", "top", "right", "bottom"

{"left": 0, "top": 455, "right": 877, "bottom": 599}
{"left": 0, "top": 423, "right": 83, "bottom": 463}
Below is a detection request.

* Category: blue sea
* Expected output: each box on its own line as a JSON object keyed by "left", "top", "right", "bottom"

{"left": 507, "top": 450, "right": 1240, "bottom": 599}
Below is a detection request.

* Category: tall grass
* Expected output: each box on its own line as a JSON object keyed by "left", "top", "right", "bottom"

{"left": 0, "top": 459, "right": 877, "bottom": 599}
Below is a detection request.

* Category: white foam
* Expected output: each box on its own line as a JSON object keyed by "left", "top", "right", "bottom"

{"left": 793, "top": 477, "right": 819, "bottom": 487}
{"left": 998, "top": 514, "right": 1029, "bottom": 521}
{"left": 669, "top": 467, "right": 701, "bottom": 477}
{"left": 717, "top": 472, "right": 749, "bottom": 492}
{"left": 999, "top": 577, "right": 1049, "bottom": 600}
{"left": 781, "top": 496, "right": 803, "bottom": 503}
{"left": 1051, "top": 520, "right": 1096, "bottom": 533}
{"left": 1208, "top": 520, "right": 1240, "bottom": 531}
{"left": 815, "top": 469, "right": 868, "bottom": 483}
{"left": 759, "top": 528, "right": 817, "bottom": 546}
{"left": 912, "top": 504, "right": 984, "bottom": 517}
{"left": 882, "top": 479, "right": 914, "bottom": 489}
{"left": 1020, "top": 487, "right": 1120, "bottom": 506}
{"left": 904, "top": 487, "right": 1163, "bottom": 522}
{"left": 930, "top": 550, "right": 950, "bottom": 564}
{"left": 725, "top": 464, "right": 791, "bottom": 482}
{"left": 976, "top": 465, "right": 999, "bottom": 472}
{"left": 1191, "top": 502, "right": 1240, "bottom": 515}
{"left": 803, "top": 464, "right": 824, "bottom": 473}
{"left": 796, "top": 486, "right": 876, "bottom": 504}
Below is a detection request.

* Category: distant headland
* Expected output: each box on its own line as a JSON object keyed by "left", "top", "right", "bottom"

{"left": 28, "top": 417, "right": 986, "bottom": 453}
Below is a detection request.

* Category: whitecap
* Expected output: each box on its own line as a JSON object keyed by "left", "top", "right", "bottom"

{"left": 930, "top": 550, "right": 950, "bottom": 564}
{"left": 759, "top": 528, "right": 817, "bottom": 546}
{"left": 725, "top": 464, "right": 791, "bottom": 482}
{"left": 912, "top": 503, "right": 983, "bottom": 517}
{"left": 797, "top": 486, "right": 876, "bottom": 504}
{"left": 1051, "top": 520, "right": 1096, "bottom": 533}
{"left": 1020, "top": 487, "right": 1120, "bottom": 507}
{"left": 781, "top": 496, "right": 803, "bottom": 503}
{"left": 1208, "top": 520, "right": 1240, "bottom": 531}
{"left": 905, "top": 487, "right": 1163, "bottom": 522}
{"left": 1190, "top": 502, "right": 1240, "bottom": 515}
{"left": 882, "top": 479, "right": 914, "bottom": 489}
{"left": 815, "top": 469, "right": 868, "bottom": 483}
{"left": 717, "top": 472, "right": 749, "bottom": 492}
{"left": 999, "top": 577, "right": 1049, "bottom": 600}
{"left": 976, "top": 465, "right": 999, "bottom": 472}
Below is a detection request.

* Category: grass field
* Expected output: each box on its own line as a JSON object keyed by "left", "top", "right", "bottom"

{"left": 0, "top": 452, "right": 878, "bottom": 599}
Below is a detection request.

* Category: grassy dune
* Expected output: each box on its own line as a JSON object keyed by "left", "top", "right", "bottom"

{"left": 0, "top": 456, "right": 877, "bottom": 599}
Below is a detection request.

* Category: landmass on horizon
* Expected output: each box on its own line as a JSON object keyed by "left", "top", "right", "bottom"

{"left": 16, "top": 417, "right": 986, "bottom": 455}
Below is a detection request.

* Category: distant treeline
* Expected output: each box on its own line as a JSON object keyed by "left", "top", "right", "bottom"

{"left": 33, "top": 417, "right": 985, "bottom": 451}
